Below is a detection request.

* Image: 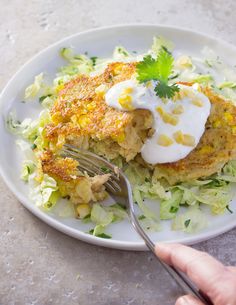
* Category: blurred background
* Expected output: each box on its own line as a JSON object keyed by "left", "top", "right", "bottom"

{"left": 1, "top": 1, "right": 236, "bottom": 304}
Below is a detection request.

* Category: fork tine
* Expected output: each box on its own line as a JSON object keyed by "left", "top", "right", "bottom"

{"left": 61, "top": 146, "right": 121, "bottom": 193}
{"left": 76, "top": 165, "right": 119, "bottom": 193}
{"left": 62, "top": 146, "right": 120, "bottom": 181}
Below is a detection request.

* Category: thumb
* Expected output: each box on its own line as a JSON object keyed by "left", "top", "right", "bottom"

{"left": 176, "top": 295, "right": 205, "bottom": 305}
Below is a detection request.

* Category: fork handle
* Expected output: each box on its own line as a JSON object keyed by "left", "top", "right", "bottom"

{"left": 130, "top": 214, "right": 213, "bottom": 305}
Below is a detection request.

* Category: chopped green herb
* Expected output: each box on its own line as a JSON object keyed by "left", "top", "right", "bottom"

{"left": 226, "top": 205, "right": 233, "bottom": 214}
{"left": 31, "top": 144, "right": 37, "bottom": 150}
{"left": 169, "top": 206, "right": 179, "bottom": 213}
{"left": 90, "top": 56, "right": 98, "bottom": 66}
{"left": 138, "top": 215, "right": 146, "bottom": 220}
{"left": 117, "top": 47, "right": 128, "bottom": 56}
{"left": 100, "top": 166, "right": 111, "bottom": 174}
{"left": 136, "top": 47, "right": 179, "bottom": 99}
{"left": 39, "top": 94, "right": 52, "bottom": 103}
{"left": 184, "top": 219, "right": 191, "bottom": 228}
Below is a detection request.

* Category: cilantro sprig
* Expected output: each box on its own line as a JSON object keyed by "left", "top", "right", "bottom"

{"left": 136, "top": 46, "right": 179, "bottom": 99}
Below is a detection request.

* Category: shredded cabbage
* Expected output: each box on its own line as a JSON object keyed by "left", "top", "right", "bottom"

{"left": 151, "top": 36, "right": 174, "bottom": 54}
{"left": 160, "top": 189, "right": 183, "bottom": 220}
{"left": 172, "top": 205, "right": 208, "bottom": 233}
{"left": 29, "top": 173, "right": 59, "bottom": 210}
{"left": 90, "top": 203, "right": 127, "bottom": 237}
{"left": 21, "top": 160, "right": 36, "bottom": 182}
{"left": 24, "top": 73, "right": 44, "bottom": 99}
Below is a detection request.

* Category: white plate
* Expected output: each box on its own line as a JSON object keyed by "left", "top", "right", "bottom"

{"left": 1, "top": 24, "right": 236, "bottom": 251}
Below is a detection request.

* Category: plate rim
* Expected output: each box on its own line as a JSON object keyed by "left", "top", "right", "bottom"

{"left": 1, "top": 23, "right": 236, "bottom": 251}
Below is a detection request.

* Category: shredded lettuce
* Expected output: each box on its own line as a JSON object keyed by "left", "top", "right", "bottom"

{"left": 29, "top": 173, "right": 60, "bottom": 210}
{"left": 24, "top": 73, "right": 44, "bottom": 99}
{"left": 151, "top": 36, "right": 174, "bottom": 54}
{"left": 172, "top": 205, "right": 208, "bottom": 233}
{"left": 6, "top": 111, "right": 38, "bottom": 142}
{"left": 192, "top": 74, "right": 213, "bottom": 84}
{"left": 90, "top": 203, "right": 127, "bottom": 237}
{"left": 91, "top": 203, "right": 113, "bottom": 226}
{"left": 113, "top": 46, "right": 131, "bottom": 60}
{"left": 160, "top": 189, "right": 183, "bottom": 220}
{"left": 218, "top": 81, "right": 236, "bottom": 89}
{"left": 21, "top": 160, "right": 36, "bottom": 182}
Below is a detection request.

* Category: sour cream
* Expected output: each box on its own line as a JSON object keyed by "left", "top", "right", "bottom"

{"left": 105, "top": 79, "right": 211, "bottom": 164}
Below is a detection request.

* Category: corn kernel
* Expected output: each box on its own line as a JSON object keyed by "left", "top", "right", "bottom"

{"left": 57, "top": 134, "right": 65, "bottom": 147}
{"left": 113, "top": 65, "right": 123, "bottom": 75}
{"left": 172, "top": 105, "right": 184, "bottom": 115}
{"left": 173, "top": 130, "right": 184, "bottom": 143}
{"left": 232, "top": 126, "right": 236, "bottom": 135}
{"left": 71, "top": 115, "right": 78, "bottom": 124}
{"left": 55, "top": 83, "right": 64, "bottom": 93}
{"left": 213, "top": 120, "right": 221, "bottom": 128}
{"left": 157, "top": 134, "right": 174, "bottom": 146}
{"left": 95, "top": 84, "right": 108, "bottom": 98}
{"left": 123, "top": 87, "right": 133, "bottom": 94}
{"left": 173, "top": 130, "right": 195, "bottom": 147}
{"left": 51, "top": 112, "right": 62, "bottom": 124}
{"left": 224, "top": 112, "right": 233, "bottom": 124}
{"left": 156, "top": 107, "right": 179, "bottom": 125}
{"left": 112, "top": 131, "right": 125, "bottom": 143}
{"left": 192, "top": 98, "right": 204, "bottom": 107}
{"left": 118, "top": 94, "right": 134, "bottom": 110}
{"left": 77, "top": 204, "right": 91, "bottom": 219}
{"left": 183, "top": 134, "right": 195, "bottom": 147}
{"left": 87, "top": 101, "right": 96, "bottom": 111}
{"left": 78, "top": 115, "right": 90, "bottom": 128}
{"left": 199, "top": 145, "right": 214, "bottom": 154}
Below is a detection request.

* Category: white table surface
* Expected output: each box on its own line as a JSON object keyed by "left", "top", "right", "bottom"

{"left": 0, "top": 1, "right": 236, "bottom": 304}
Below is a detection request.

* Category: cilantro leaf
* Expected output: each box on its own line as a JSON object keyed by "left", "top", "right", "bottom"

{"left": 136, "top": 46, "right": 179, "bottom": 99}
{"left": 155, "top": 47, "right": 174, "bottom": 82}
{"left": 136, "top": 55, "right": 160, "bottom": 83}
{"left": 154, "top": 81, "right": 179, "bottom": 99}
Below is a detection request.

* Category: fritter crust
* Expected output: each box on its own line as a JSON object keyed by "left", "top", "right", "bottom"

{"left": 154, "top": 88, "right": 236, "bottom": 183}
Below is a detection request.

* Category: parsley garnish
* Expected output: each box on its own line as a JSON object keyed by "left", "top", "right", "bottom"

{"left": 226, "top": 205, "right": 233, "bottom": 214}
{"left": 169, "top": 206, "right": 179, "bottom": 213}
{"left": 184, "top": 219, "right": 191, "bottom": 228}
{"left": 136, "top": 46, "right": 179, "bottom": 99}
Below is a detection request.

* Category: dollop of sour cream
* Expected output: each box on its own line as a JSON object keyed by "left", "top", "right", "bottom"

{"left": 105, "top": 79, "right": 211, "bottom": 164}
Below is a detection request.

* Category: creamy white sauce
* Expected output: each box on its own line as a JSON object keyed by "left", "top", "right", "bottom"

{"left": 105, "top": 79, "right": 211, "bottom": 164}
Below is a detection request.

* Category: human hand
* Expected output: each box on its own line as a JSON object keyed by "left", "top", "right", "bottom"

{"left": 155, "top": 243, "right": 236, "bottom": 305}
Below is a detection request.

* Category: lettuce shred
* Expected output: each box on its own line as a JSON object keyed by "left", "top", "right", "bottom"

{"left": 125, "top": 159, "right": 236, "bottom": 233}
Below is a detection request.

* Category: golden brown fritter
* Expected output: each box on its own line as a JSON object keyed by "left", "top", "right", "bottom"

{"left": 154, "top": 88, "right": 236, "bottom": 184}
{"left": 44, "top": 62, "right": 153, "bottom": 161}
{"left": 42, "top": 62, "right": 236, "bottom": 186}
{"left": 40, "top": 150, "right": 109, "bottom": 204}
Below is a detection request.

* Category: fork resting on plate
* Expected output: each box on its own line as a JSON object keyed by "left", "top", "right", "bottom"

{"left": 61, "top": 144, "right": 213, "bottom": 305}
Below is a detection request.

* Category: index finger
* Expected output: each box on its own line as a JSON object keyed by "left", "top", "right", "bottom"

{"left": 155, "top": 243, "right": 226, "bottom": 295}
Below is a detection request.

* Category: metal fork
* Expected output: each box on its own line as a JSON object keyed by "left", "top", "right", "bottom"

{"left": 61, "top": 144, "right": 213, "bottom": 305}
